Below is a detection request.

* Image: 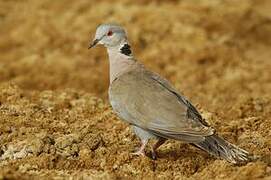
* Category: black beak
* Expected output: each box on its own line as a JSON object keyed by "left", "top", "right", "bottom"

{"left": 88, "top": 39, "right": 99, "bottom": 49}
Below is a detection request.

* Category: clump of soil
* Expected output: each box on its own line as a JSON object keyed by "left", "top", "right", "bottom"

{"left": 0, "top": 0, "right": 271, "bottom": 179}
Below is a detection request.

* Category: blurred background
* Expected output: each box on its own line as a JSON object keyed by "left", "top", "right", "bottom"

{"left": 0, "top": 0, "right": 271, "bottom": 111}
{"left": 0, "top": 0, "right": 271, "bottom": 179}
{"left": 1, "top": 0, "right": 271, "bottom": 101}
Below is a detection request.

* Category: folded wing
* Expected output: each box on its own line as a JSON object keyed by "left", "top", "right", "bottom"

{"left": 109, "top": 68, "right": 214, "bottom": 143}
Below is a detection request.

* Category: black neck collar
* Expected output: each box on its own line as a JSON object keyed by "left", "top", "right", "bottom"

{"left": 120, "top": 44, "right": 132, "bottom": 56}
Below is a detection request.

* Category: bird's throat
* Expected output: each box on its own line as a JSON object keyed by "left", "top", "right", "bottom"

{"left": 107, "top": 47, "right": 136, "bottom": 84}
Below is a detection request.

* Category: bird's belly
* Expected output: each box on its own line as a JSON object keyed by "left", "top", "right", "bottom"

{"left": 132, "top": 125, "right": 158, "bottom": 140}
{"left": 108, "top": 91, "right": 135, "bottom": 124}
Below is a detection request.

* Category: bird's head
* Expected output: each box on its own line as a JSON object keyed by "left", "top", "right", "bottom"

{"left": 89, "top": 24, "right": 127, "bottom": 49}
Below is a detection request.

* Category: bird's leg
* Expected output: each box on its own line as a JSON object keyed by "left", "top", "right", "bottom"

{"left": 131, "top": 139, "right": 148, "bottom": 157}
{"left": 151, "top": 138, "right": 166, "bottom": 160}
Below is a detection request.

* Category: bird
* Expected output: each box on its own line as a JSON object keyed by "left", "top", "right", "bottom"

{"left": 88, "top": 23, "right": 250, "bottom": 164}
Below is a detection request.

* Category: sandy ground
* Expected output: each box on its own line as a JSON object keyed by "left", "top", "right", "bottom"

{"left": 0, "top": 0, "right": 271, "bottom": 179}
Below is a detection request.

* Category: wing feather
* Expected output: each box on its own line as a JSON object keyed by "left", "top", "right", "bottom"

{"left": 109, "top": 68, "right": 214, "bottom": 142}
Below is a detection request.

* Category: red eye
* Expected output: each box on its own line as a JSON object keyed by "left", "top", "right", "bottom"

{"left": 107, "top": 30, "right": 113, "bottom": 36}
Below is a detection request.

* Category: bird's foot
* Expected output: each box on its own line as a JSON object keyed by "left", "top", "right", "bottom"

{"left": 150, "top": 138, "right": 166, "bottom": 160}
{"left": 131, "top": 140, "right": 148, "bottom": 157}
{"left": 131, "top": 149, "right": 146, "bottom": 157}
{"left": 131, "top": 149, "right": 157, "bottom": 160}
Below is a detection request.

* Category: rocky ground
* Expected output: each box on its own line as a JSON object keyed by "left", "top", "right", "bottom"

{"left": 0, "top": 0, "right": 271, "bottom": 179}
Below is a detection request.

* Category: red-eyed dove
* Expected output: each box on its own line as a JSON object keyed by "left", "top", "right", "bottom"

{"left": 89, "top": 24, "right": 250, "bottom": 163}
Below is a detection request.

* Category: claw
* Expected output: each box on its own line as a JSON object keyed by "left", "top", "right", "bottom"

{"left": 151, "top": 150, "right": 157, "bottom": 160}
{"left": 131, "top": 139, "right": 148, "bottom": 157}
{"left": 150, "top": 138, "right": 166, "bottom": 160}
{"left": 131, "top": 150, "right": 146, "bottom": 157}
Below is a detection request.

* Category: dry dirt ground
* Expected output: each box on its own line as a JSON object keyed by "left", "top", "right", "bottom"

{"left": 0, "top": 0, "right": 271, "bottom": 179}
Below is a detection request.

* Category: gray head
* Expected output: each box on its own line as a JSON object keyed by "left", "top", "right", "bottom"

{"left": 89, "top": 24, "right": 128, "bottom": 49}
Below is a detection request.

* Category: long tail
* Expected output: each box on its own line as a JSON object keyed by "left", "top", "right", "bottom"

{"left": 194, "top": 134, "right": 250, "bottom": 164}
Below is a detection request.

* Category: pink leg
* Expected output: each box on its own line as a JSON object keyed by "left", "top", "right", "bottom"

{"left": 151, "top": 138, "right": 166, "bottom": 159}
{"left": 131, "top": 139, "right": 148, "bottom": 157}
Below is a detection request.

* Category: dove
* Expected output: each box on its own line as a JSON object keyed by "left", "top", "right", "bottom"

{"left": 89, "top": 24, "right": 250, "bottom": 163}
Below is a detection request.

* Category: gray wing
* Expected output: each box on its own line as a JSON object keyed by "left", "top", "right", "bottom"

{"left": 109, "top": 68, "right": 214, "bottom": 142}
{"left": 149, "top": 71, "right": 210, "bottom": 127}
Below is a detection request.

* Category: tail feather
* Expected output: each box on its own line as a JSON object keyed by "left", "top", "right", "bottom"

{"left": 194, "top": 134, "right": 250, "bottom": 164}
